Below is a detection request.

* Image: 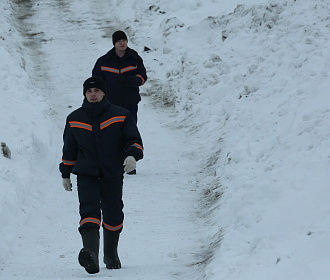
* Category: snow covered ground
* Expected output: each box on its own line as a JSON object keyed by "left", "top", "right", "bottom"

{"left": 1, "top": 0, "right": 330, "bottom": 279}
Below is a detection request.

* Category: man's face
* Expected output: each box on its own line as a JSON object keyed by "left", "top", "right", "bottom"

{"left": 85, "top": 88, "right": 105, "bottom": 103}
{"left": 114, "top": 39, "right": 128, "bottom": 52}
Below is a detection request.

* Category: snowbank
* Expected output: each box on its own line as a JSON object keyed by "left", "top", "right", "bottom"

{"left": 124, "top": 0, "right": 330, "bottom": 279}
{"left": 0, "top": 0, "right": 58, "bottom": 265}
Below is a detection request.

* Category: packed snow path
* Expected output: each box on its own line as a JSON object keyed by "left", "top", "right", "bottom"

{"left": 0, "top": 1, "right": 203, "bottom": 279}
{"left": 0, "top": 99, "right": 201, "bottom": 280}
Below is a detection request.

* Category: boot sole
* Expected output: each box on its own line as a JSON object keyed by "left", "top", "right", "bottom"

{"left": 105, "top": 260, "right": 121, "bottom": 269}
{"left": 78, "top": 249, "right": 99, "bottom": 274}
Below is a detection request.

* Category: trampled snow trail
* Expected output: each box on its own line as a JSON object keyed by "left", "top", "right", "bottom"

{"left": 0, "top": 0, "right": 203, "bottom": 279}
{"left": 0, "top": 97, "right": 202, "bottom": 280}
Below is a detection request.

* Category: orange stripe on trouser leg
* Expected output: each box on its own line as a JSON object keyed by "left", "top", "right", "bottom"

{"left": 80, "top": 217, "right": 101, "bottom": 227}
{"left": 103, "top": 222, "right": 123, "bottom": 232}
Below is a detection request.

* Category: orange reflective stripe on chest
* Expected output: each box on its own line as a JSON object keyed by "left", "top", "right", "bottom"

{"left": 101, "top": 66, "right": 120, "bottom": 74}
{"left": 100, "top": 116, "right": 126, "bottom": 130}
{"left": 69, "top": 121, "right": 92, "bottom": 131}
{"left": 101, "top": 65, "right": 137, "bottom": 74}
{"left": 121, "top": 66, "right": 137, "bottom": 73}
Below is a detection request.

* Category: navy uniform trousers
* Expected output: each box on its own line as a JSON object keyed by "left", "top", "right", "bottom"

{"left": 77, "top": 175, "right": 124, "bottom": 233}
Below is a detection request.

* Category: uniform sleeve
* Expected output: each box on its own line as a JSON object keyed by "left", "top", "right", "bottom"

{"left": 122, "top": 113, "right": 144, "bottom": 161}
{"left": 92, "top": 58, "right": 105, "bottom": 80}
{"left": 59, "top": 118, "right": 78, "bottom": 178}
{"left": 127, "top": 55, "right": 147, "bottom": 87}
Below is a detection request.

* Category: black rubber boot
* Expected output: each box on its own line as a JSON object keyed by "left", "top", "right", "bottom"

{"left": 78, "top": 228, "right": 100, "bottom": 274}
{"left": 103, "top": 229, "right": 121, "bottom": 269}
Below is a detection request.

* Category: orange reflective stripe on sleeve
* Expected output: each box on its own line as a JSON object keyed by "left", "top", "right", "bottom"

{"left": 103, "top": 222, "right": 123, "bottom": 232}
{"left": 136, "top": 74, "right": 145, "bottom": 85}
{"left": 69, "top": 121, "right": 92, "bottom": 131}
{"left": 62, "top": 159, "right": 76, "bottom": 166}
{"left": 80, "top": 217, "right": 101, "bottom": 227}
{"left": 132, "top": 143, "right": 143, "bottom": 153}
{"left": 100, "top": 116, "right": 126, "bottom": 130}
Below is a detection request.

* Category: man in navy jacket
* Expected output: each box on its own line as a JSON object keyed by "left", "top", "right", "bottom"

{"left": 92, "top": 30, "right": 147, "bottom": 124}
{"left": 59, "top": 76, "right": 143, "bottom": 274}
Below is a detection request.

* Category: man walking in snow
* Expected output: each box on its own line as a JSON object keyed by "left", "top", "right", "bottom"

{"left": 92, "top": 30, "right": 147, "bottom": 124}
{"left": 59, "top": 76, "right": 144, "bottom": 274}
{"left": 92, "top": 30, "right": 147, "bottom": 175}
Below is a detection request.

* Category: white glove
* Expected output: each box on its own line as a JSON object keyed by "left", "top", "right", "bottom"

{"left": 123, "top": 156, "right": 136, "bottom": 173}
{"left": 62, "top": 178, "right": 72, "bottom": 191}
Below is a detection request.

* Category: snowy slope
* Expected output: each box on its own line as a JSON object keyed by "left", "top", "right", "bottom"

{"left": 132, "top": 1, "right": 330, "bottom": 279}
{"left": 1, "top": 0, "right": 330, "bottom": 279}
{"left": 0, "top": 0, "right": 60, "bottom": 265}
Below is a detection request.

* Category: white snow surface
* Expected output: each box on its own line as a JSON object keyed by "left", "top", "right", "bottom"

{"left": 1, "top": 0, "right": 330, "bottom": 279}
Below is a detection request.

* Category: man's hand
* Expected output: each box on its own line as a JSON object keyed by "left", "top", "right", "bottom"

{"left": 123, "top": 156, "right": 136, "bottom": 173}
{"left": 62, "top": 178, "right": 72, "bottom": 191}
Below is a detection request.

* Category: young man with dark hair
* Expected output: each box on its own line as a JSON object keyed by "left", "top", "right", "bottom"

{"left": 92, "top": 30, "right": 147, "bottom": 124}
{"left": 59, "top": 76, "right": 144, "bottom": 274}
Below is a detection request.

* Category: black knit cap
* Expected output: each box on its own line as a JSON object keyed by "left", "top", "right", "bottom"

{"left": 112, "top": 30, "right": 128, "bottom": 45}
{"left": 83, "top": 76, "right": 107, "bottom": 95}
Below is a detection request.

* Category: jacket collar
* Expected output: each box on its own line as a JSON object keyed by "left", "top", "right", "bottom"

{"left": 82, "top": 97, "right": 110, "bottom": 116}
{"left": 108, "top": 47, "right": 136, "bottom": 60}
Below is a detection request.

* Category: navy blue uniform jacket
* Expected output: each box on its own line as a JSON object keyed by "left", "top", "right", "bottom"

{"left": 92, "top": 47, "right": 147, "bottom": 108}
{"left": 59, "top": 97, "right": 143, "bottom": 178}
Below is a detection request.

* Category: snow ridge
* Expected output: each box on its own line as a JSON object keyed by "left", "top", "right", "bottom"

{"left": 136, "top": 0, "right": 330, "bottom": 278}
